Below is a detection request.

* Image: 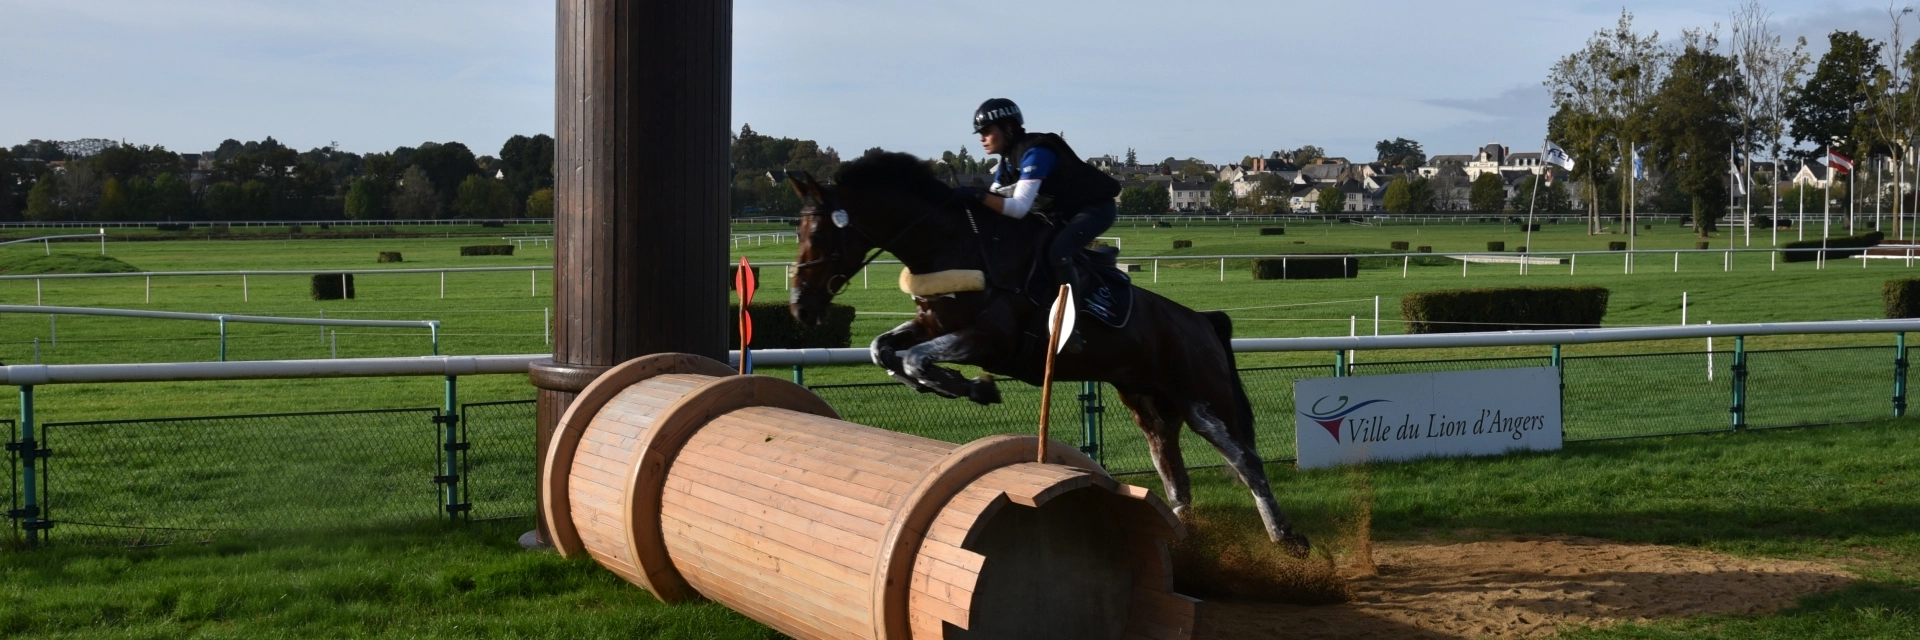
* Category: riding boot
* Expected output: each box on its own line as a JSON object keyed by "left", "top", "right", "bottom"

{"left": 1051, "top": 257, "right": 1086, "bottom": 353}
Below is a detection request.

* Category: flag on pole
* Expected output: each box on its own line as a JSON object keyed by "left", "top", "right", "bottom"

{"left": 1827, "top": 149, "right": 1854, "bottom": 174}
{"left": 1729, "top": 154, "right": 1746, "bottom": 196}
{"left": 1543, "top": 141, "right": 1576, "bottom": 170}
{"left": 1632, "top": 147, "right": 1645, "bottom": 180}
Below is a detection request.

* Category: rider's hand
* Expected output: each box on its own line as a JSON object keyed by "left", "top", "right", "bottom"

{"left": 952, "top": 186, "right": 985, "bottom": 202}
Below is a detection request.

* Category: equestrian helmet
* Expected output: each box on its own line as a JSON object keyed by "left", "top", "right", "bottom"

{"left": 972, "top": 98, "right": 1023, "bottom": 134}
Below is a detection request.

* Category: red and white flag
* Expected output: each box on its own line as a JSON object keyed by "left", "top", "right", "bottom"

{"left": 1827, "top": 149, "right": 1854, "bottom": 174}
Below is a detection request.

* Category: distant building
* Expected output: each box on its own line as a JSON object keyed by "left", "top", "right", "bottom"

{"left": 1169, "top": 181, "right": 1210, "bottom": 211}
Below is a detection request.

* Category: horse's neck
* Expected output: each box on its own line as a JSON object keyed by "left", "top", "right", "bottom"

{"left": 882, "top": 204, "right": 982, "bottom": 274}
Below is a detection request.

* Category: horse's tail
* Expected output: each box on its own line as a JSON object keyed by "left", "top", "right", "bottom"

{"left": 1202, "top": 310, "right": 1256, "bottom": 443}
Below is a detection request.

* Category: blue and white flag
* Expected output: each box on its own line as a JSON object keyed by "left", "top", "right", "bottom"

{"left": 1729, "top": 152, "right": 1746, "bottom": 196}
{"left": 1543, "top": 141, "right": 1575, "bottom": 171}
{"left": 1631, "top": 147, "right": 1645, "bottom": 180}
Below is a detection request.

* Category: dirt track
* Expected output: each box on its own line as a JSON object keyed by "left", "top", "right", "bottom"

{"left": 1198, "top": 535, "right": 1854, "bottom": 639}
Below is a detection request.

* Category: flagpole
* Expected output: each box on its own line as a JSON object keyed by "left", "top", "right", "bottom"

{"left": 1743, "top": 143, "right": 1752, "bottom": 247}
{"left": 1824, "top": 142, "right": 1832, "bottom": 269}
{"left": 1525, "top": 142, "right": 1541, "bottom": 275}
{"left": 1629, "top": 145, "right": 1637, "bottom": 270}
{"left": 1850, "top": 147, "right": 1857, "bottom": 235}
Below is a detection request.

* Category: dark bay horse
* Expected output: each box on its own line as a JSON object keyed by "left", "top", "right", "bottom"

{"left": 785, "top": 152, "right": 1309, "bottom": 555}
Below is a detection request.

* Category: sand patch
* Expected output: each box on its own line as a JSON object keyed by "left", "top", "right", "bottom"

{"left": 1198, "top": 535, "right": 1854, "bottom": 639}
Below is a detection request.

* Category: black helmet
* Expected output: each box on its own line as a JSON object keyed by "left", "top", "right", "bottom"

{"left": 972, "top": 98, "right": 1022, "bottom": 134}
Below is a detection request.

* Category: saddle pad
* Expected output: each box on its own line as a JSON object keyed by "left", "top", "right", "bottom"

{"left": 1081, "top": 264, "right": 1133, "bottom": 328}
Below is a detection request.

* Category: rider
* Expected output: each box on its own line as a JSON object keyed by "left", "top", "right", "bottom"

{"left": 965, "top": 98, "right": 1121, "bottom": 351}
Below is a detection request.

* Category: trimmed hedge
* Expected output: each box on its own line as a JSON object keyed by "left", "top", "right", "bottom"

{"left": 730, "top": 302, "right": 855, "bottom": 349}
{"left": 377, "top": 252, "right": 403, "bottom": 263}
{"left": 311, "top": 274, "right": 356, "bottom": 300}
{"left": 1694, "top": 241, "right": 1709, "bottom": 250}
{"left": 460, "top": 245, "right": 516, "bottom": 256}
{"left": 1515, "top": 246, "right": 1527, "bottom": 253}
{"left": 1173, "top": 240, "right": 1193, "bottom": 249}
{"left": 1251, "top": 256, "right": 1358, "bottom": 280}
{"left": 1885, "top": 279, "right": 1920, "bottom": 318}
{"left": 1402, "top": 286, "right": 1609, "bottom": 334}
{"left": 1486, "top": 241, "right": 1505, "bottom": 252}
{"left": 1608, "top": 241, "right": 1627, "bottom": 251}
{"left": 1780, "top": 231, "right": 1883, "bottom": 263}
{"left": 1259, "top": 227, "right": 1286, "bottom": 235}
{"left": 1390, "top": 241, "right": 1409, "bottom": 251}
{"left": 1416, "top": 246, "right": 1432, "bottom": 253}
{"left": 156, "top": 224, "right": 188, "bottom": 232}
{"left": 1152, "top": 220, "right": 1173, "bottom": 228}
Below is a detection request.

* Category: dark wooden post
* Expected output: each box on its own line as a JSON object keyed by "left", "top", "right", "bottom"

{"left": 527, "top": 0, "right": 731, "bottom": 547}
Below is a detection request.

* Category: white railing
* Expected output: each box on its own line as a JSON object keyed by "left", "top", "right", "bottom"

{"left": 7, "top": 318, "right": 1914, "bottom": 385}
{"left": 0, "top": 231, "right": 105, "bottom": 255}
{"left": 0, "top": 219, "right": 552, "bottom": 229}
{"left": 0, "top": 304, "right": 444, "bottom": 359}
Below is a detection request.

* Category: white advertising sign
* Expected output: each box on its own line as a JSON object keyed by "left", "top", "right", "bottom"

{"left": 1294, "top": 367, "right": 1562, "bottom": 469}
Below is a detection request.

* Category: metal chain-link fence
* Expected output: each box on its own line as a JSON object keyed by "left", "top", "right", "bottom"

{"left": 5, "top": 344, "right": 1903, "bottom": 546}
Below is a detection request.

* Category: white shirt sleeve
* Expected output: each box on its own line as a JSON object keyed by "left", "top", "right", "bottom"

{"left": 999, "top": 179, "right": 1041, "bottom": 219}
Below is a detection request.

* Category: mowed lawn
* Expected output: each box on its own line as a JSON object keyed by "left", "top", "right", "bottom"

{"left": 0, "top": 219, "right": 1916, "bottom": 638}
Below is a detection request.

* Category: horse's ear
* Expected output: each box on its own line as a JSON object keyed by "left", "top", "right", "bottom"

{"left": 787, "top": 170, "right": 821, "bottom": 204}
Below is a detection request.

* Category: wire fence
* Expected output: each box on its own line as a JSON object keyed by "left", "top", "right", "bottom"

{"left": 4, "top": 344, "right": 1906, "bottom": 547}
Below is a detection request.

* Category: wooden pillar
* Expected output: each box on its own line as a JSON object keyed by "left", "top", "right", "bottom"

{"left": 527, "top": 0, "right": 731, "bottom": 547}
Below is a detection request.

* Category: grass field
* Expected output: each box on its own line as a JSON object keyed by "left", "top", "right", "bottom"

{"left": 3, "top": 218, "right": 1918, "bottom": 637}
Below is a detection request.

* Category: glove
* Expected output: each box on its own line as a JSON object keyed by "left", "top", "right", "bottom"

{"left": 952, "top": 186, "right": 985, "bottom": 202}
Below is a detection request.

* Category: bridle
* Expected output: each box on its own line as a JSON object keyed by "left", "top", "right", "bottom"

{"left": 794, "top": 185, "right": 964, "bottom": 296}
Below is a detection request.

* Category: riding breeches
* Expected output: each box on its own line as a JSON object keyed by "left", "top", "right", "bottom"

{"left": 1047, "top": 200, "right": 1118, "bottom": 282}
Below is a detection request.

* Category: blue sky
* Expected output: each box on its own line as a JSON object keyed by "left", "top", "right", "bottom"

{"left": 0, "top": 1, "right": 1899, "bottom": 164}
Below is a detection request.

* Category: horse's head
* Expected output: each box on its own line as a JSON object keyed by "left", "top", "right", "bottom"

{"left": 787, "top": 171, "right": 873, "bottom": 326}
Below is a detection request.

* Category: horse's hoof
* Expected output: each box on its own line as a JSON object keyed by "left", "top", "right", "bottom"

{"left": 968, "top": 377, "right": 1002, "bottom": 405}
{"left": 1278, "top": 531, "right": 1311, "bottom": 559}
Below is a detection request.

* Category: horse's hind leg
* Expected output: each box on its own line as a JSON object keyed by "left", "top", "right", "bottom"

{"left": 1117, "top": 389, "right": 1193, "bottom": 518}
{"left": 1185, "top": 400, "right": 1310, "bottom": 557}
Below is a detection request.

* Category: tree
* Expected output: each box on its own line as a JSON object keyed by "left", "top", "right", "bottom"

{"left": 56, "top": 162, "right": 100, "bottom": 219}
{"left": 1784, "top": 31, "right": 1882, "bottom": 157}
{"left": 1507, "top": 176, "right": 1573, "bottom": 213}
{"left": 24, "top": 176, "right": 59, "bottom": 221}
{"left": 94, "top": 178, "right": 129, "bottom": 221}
{"left": 497, "top": 134, "right": 555, "bottom": 207}
{"left": 1546, "top": 9, "right": 1667, "bottom": 234}
{"left": 1374, "top": 138, "right": 1426, "bottom": 169}
{"left": 1124, "top": 147, "right": 1137, "bottom": 166}
{"left": 147, "top": 173, "right": 191, "bottom": 221}
{"left": 0, "top": 149, "right": 23, "bottom": 219}
{"left": 1315, "top": 185, "right": 1346, "bottom": 213}
{"left": 526, "top": 188, "right": 554, "bottom": 218}
{"left": 344, "top": 177, "right": 388, "bottom": 220}
{"left": 452, "top": 174, "right": 515, "bottom": 218}
{"left": 1209, "top": 181, "right": 1236, "bottom": 213}
{"left": 1729, "top": 1, "right": 1810, "bottom": 242}
{"left": 392, "top": 166, "right": 441, "bottom": 219}
{"left": 1118, "top": 185, "right": 1168, "bottom": 216}
{"left": 1469, "top": 173, "right": 1507, "bottom": 212}
{"left": 406, "top": 141, "right": 480, "bottom": 209}
{"left": 1382, "top": 177, "right": 1414, "bottom": 213}
{"left": 1292, "top": 145, "right": 1325, "bottom": 165}
{"left": 1648, "top": 30, "right": 1744, "bottom": 237}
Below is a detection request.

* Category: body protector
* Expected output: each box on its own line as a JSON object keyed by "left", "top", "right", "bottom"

{"left": 996, "top": 132, "right": 1121, "bottom": 217}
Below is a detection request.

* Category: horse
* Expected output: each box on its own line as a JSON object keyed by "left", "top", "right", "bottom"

{"left": 784, "top": 151, "right": 1310, "bottom": 556}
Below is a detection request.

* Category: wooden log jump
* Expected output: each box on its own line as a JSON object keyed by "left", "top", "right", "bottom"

{"left": 541, "top": 353, "right": 1199, "bottom": 640}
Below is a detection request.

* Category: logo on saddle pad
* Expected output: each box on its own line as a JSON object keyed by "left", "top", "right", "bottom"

{"left": 1298, "top": 395, "right": 1391, "bottom": 443}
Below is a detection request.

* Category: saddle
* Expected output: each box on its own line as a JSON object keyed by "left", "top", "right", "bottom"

{"left": 1020, "top": 240, "right": 1134, "bottom": 329}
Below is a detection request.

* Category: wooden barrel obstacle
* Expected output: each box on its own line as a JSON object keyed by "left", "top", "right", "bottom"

{"left": 540, "top": 353, "right": 1199, "bottom": 640}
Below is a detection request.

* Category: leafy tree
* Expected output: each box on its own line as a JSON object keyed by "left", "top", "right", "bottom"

{"left": 1240, "top": 181, "right": 1290, "bottom": 215}
{"left": 204, "top": 180, "right": 273, "bottom": 219}
{"left": 1374, "top": 138, "right": 1426, "bottom": 169}
{"left": 1292, "top": 145, "right": 1325, "bottom": 165}
{"left": 24, "top": 176, "right": 59, "bottom": 221}
{"left": 1383, "top": 176, "right": 1435, "bottom": 213}
{"left": 146, "top": 173, "right": 192, "bottom": 221}
{"left": 1783, "top": 30, "right": 1881, "bottom": 158}
{"left": 94, "top": 178, "right": 130, "bottom": 221}
{"left": 90, "top": 144, "right": 181, "bottom": 182}
{"left": 1118, "top": 185, "right": 1168, "bottom": 216}
{"left": 406, "top": 142, "right": 480, "bottom": 210}
{"left": 1648, "top": 31, "right": 1743, "bottom": 236}
{"left": 56, "top": 162, "right": 100, "bottom": 219}
{"left": 498, "top": 134, "right": 555, "bottom": 207}
{"left": 392, "top": 166, "right": 441, "bottom": 219}
{"left": 1469, "top": 173, "right": 1507, "bottom": 212}
{"left": 1507, "top": 176, "right": 1573, "bottom": 213}
{"left": 10, "top": 140, "right": 66, "bottom": 162}
{"left": 0, "top": 149, "right": 24, "bottom": 219}
{"left": 1315, "top": 185, "right": 1346, "bottom": 213}
{"left": 526, "top": 188, "right": 554, "bottom": 218}
{"left": 1124, "top": 147, "right": 1137, "bottom": 166}
{"left": 344, "top": 177, "right": 388, "bottom": 220}
{"left": 1546, "top": 9, "right": 1666, "bottom": 232}
{"left": 452, "top": 175, "right": 515, "bottom": 218}
{"left": 1209, "top": 181, "right": 1236, "bottom": 213}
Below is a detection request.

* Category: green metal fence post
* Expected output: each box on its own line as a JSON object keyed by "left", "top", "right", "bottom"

{"left": 1550, "top": 344, "right": 1562, "bottom": 368}
{"left": 1895, "top": 333, "right": 1908, "bottom": 418}
{"left": 1731, "top": 336, "right": 1748, "bottom": 430}
{"left": 792, "top": 365, "right": 804, "bottom": 386}
{"left": 435, "top": 376, "right": 470, "bottom": 520}
{"left": 218, "top": 317, "right": 227, "bottom": 362}
{"left": 9, "top": 386, "right": 45, "bottom": 547}
{"left": 1078, "top": 381, "right": 1104, "bottom": 464}
{"left": 1334, "top": 351, "right": 1346, "bottom": 377}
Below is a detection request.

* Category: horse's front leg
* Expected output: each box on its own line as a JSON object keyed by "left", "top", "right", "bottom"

{"left": 871, "top": 321, "right": 938, "bottom": 394}
{"left": 900, "top": 330, "right": 1002, "bottom": 405}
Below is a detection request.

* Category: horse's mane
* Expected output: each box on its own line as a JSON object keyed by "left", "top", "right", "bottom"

{"left": 833, "top": 151, "right": 954, "bottom": 204}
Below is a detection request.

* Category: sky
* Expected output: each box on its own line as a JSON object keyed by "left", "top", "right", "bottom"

{"left": 0, "top": 1, "right": 1906, "bottom": 165}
